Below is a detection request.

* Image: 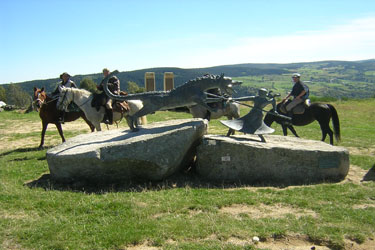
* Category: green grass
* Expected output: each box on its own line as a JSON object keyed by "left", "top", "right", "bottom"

{"left": 1, "top": 99, "right": 375, "bottom": 249}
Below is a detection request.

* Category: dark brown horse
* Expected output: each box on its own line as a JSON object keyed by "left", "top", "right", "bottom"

{"left": 33, "top": 87, "right": 95, "bottom": 149}
{"left": 263, "top": 101, "right": 341, "bottom": 145}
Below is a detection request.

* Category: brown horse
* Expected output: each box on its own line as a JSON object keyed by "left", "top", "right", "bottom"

{"left": 33, "top": 87, "right": 95, "bottom": 149}
{"left": 263, "top": 101, "right": 341, "bottom": 145}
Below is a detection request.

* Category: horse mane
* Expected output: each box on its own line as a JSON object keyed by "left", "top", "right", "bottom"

{"left": 170, "top": 74, "right": 222, "bottom": 93}
{"left": 67, "top": 87, "right": 92, "bottom": 97}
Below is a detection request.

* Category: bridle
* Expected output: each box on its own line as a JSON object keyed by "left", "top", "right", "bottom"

{"left": 58, "top": 89, "right": 70, "bottom": 111}
{"left": 58, "top": 88, "right": 93, "bottom": 110}
{"left": 33, "top": 90, "right": 59, "bottom": 111}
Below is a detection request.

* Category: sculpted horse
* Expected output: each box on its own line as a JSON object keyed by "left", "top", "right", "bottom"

{"left": 187, "top": 88, "right": 241, "bottom": 121}
{"left": 102, "top": 72, "right": 242, "bottom": 131}
{"left": 32, "top": 87, "right": 95, "bottom": 149}
{"left": 188, "top": 101, "right": 240, "bottom": 121}
{"left": 263, "top": 100, "right": 341, "bottom": 145}
{"left": 57, "top": 87, "right": 147, "bottom": 131}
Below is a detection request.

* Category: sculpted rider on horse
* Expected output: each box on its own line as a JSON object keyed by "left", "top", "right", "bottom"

{"left": 281, "top": 73, "right": 309, "bottom": 119}
{"left": 51, "top": 72, "right": 77, "bottom": 123}
{"left": 97, "top": 68, "right": 120, "bottom": 125}
{"left": 220, "top": 88, "right": 278, "bottom": 141}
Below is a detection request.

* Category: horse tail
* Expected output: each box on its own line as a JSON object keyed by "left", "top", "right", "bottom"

{"left": 327, "top": 104, "right": 341, "bottom": 142}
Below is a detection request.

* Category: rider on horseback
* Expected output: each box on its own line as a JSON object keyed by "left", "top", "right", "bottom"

{"left": 52, "top": 72, "right": 77, "bottom": 123}
{"left": 281, "top": 73, "right": 309, "bottom": 119}
{"left": 97, "top": 68, "right": 120, "bottom": 125}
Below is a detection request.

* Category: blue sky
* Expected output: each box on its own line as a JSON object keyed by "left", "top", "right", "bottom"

{"left": 1, "top": 0, "right": 374, "bottom": 83}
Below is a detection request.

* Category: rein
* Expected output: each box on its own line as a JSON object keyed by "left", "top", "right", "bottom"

{"left": 44, "top": 97, "right": 59, "bottom": 105}
{"left": 61, "top": 88, "right": 93, "bottom": 109}
{"left": 205, "top": 92, "right": 291, "bottom": 120}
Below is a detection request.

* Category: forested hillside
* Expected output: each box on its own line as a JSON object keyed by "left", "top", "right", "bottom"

{"left": 1, "top": 59, "right": 374, "bottom": 105}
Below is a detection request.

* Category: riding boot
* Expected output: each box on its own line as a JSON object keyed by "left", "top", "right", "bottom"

{"left": 108, "top": 109, "right": 113, "bottom": 125}
{"left": 104, "top": 108, "right": 113, "bottom": 125}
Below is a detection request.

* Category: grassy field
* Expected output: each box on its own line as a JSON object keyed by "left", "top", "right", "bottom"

{"left": 234, "top": 69, "right": 375, "bottom": 99}
{"left": 1, "top": 99, "right": 375, "bottom": 250}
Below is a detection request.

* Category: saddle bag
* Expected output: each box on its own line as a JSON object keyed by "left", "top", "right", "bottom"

{"left": 113, "top": 91, "right": 130, "bottom": 114}
{"left": 91, "top": 92, "right": 107, "bottom": 111}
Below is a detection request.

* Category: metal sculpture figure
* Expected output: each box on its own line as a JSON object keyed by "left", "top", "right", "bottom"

{"left": 102, "top": 71, "right": 242, "bottom": 131}
{"left": 220, "top": 88, "right": 283, "bottom": 142}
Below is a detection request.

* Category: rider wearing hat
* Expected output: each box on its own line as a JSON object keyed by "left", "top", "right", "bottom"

{"left": 52, "top": 72, "right": 77, "bottom": 123}
{"left": 52, "top": 72, "right": 77, "bottom": 96}
{"left": 281, "top": 73, "right": 309, "bottom": 117}
{"left": 97, "top": 68, "right": 120, "bottom": 125}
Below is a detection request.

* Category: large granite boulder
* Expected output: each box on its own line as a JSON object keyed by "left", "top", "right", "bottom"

{"left": 47, "top": 119, "right": 207, "bottom": 183}
{"left": 196, "top": 134, "right": 349, "bottom": 184}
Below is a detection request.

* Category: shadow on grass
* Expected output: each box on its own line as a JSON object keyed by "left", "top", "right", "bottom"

{"left": 0, "top": 146, "right": 53, "bottom": 157}
{"left": 362, "top": 165, "right": 375, "bottom": 182}
{"left": 0, "top": 146, "right": 52, "bottom": 162}
{"left": 24, "top": 166, "right": 350, "bottom": 194}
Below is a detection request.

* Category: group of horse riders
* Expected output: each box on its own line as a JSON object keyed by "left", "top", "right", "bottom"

{"left": 51, "top": 69, "right": 309, "bottom": 127}
{"left": 52, "top": 68, "right": 119, "bottom": 125}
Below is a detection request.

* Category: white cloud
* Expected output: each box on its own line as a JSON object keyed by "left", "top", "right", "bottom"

{"left": 179, "top": 16, "right": 375, "bottom": 68}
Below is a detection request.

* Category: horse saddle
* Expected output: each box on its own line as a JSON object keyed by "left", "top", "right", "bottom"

{"left": 280, "top": 99, "right": 310, "bottom": 115}
{"left": 91, "top": 91, "right": 130, "bottom": 113}
{"left": 113, "top": 100, "right": 130, "bottom": 114}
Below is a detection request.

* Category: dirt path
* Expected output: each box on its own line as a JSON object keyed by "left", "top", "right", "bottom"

{"left": 0, "top": 119, "right": 94, "bottom": 151}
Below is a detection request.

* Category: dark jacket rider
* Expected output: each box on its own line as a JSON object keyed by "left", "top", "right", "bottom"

{"left": 281, "top": 73, "right": 309, "bottom": 117}
{"left": 53, "top": 72, "right": 77, "bottom": 123}
{"left": 97, "top": 68, "right": 120, "bottom": 125}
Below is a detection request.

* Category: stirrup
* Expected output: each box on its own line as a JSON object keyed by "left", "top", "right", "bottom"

{"left": 103, "top": 119, "right": 112, "bottom": 125}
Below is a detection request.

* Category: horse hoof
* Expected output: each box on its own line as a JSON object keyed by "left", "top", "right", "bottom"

{"left": 131, "top": 128, "right": 140, "bottom": 132}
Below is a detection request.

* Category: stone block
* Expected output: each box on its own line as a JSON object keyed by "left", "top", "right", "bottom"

{"left": 196, "top": 134, "right": 349, "bottom": 184}
{"left": 47, "top": 119, "right": 207, "bottom": 183}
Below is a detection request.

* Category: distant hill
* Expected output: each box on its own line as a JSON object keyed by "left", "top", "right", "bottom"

{"left": 2, "top": 59, "right": 375, "bottom": 99}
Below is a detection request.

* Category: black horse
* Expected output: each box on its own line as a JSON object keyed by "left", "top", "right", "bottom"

{"left": 263, "top": 101, "right": 341, "bottom": 145}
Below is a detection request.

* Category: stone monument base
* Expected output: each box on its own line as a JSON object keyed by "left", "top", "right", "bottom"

{"left": 46, "top": 119, "right": 207, "bottom": 183}
{"left": 196, "top": 134, "right": 349, "bottom": 184}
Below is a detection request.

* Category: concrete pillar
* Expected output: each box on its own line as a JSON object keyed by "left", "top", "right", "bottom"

{"left": 164, "top": 72, "right": 174, "bottom": 91}
{"left": 145, "top": 72, "right": 155, "bottom": 92}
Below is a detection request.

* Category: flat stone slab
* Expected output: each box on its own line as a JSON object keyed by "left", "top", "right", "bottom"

{"left": 47, "top": 119, "right": 207, "bottom": 183}
{"left": 196, "top": 134, "right": 349, "bottom": 184}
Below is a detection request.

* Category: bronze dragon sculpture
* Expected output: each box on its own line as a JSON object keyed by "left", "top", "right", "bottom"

{"left": 102, "top": 71, "right": 242, "bottom": 131}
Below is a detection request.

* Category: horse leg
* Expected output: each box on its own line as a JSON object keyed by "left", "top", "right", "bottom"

{"left": 128, "top": 106, "right": 154, "bottom": 132}
{"left": 95, "top": 122, "right": 102, "bottom": 132}
{"left": 258, "top": 134, "right": 266, "bottom": 142}
{"left": 319, "top": 122, "right": 333, "bottom": 145}
{"left": 55, "top": 122, "right": 66, "bottom": 143}
{"left": 82, "top": 115, "right": 95, "bottom": 132}
{"left": 128, "top": 116, "right": 139, "bottom": 132}
{"left": 39, "top": 121, "right": 48, "bottom": 149}
{"left": 281, "top": 124, "right": 288, "bottom": 136}
{"left": 288, "top": 125, "right": 299, "bottom": 137}
{"left": 204, "top": 111, "right": 211, "bottom": 121}
{"left": 326, "top": 127, "right": 334, "bottom": 145}
{"left": 226, "top": 128, "right": 235, "bottom": 137}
